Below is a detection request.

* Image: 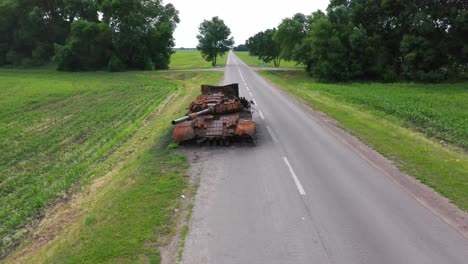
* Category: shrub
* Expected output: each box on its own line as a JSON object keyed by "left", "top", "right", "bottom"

{"left": 107, "top": 55, "right": 125, "bottom": 72}
{"left": 382, "top": 67, "right": 398, "bottom": 82}
{"left": 55, "top": 44, "right": 82, "bottom": 71}
{"left": 55, "top": 21, "right": 113, "bottom": 71}
{"left": 417, "top": 71, "right": 445, "bottom": 83}
{"left": 31, "top": 44, "right": 52, "bottom": 66}
{"left": 5, "top": 50, "right": 21, "bottom": 65}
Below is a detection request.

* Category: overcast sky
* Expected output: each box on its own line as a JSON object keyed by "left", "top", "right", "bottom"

{"left": 165, "top": 0, "right": 330, "bottom": 48}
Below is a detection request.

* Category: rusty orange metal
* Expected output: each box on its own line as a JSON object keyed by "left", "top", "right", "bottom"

{"left": 235, "top": 120, "right": 256, "bottom": 136}
{"left": 171, "top": 83, "right": 256, "bottom": 143}
{"left": 173, "top": 123, "right": 195, "bottom": 142}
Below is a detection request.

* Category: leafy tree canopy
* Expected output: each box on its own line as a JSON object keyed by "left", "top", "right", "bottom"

{"left": 274, "top": 13, "right": 309, "bottom": 61}
{"left": 197, "top": 16, "right": 234, "bottom": 66}
{"left": 0, "top": 0, "right": 179, "bottom": 71}
{"left": 246, "top": 0, "right": 468, "bottom": 82}
{"left": 246, "top": 29, "right": 281, "bottom": 67}
{"left": 233, "top": 44, "right": 248, "bottom": 52}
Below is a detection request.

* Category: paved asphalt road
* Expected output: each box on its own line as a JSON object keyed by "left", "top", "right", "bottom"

{"left": 181, "top": 52, "right": 468, "bottom": 264}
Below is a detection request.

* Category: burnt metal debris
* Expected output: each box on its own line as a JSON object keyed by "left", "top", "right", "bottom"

{"left": 172, "top": 83, "right": 256, "bottom": 143}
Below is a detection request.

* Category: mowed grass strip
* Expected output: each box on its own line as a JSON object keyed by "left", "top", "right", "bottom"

{"left": 234, "top": 51, "right": 303, "bottom": 68}
{"left": 0, "top": 69, "right": 178, "bottom": 256}
{"left": 169, "top": 50, "right": 228, "bottom": 70}
{"left": 260, "top": 70, "right": 468, "bottom": 210}
{"left": 5, "top": 71, "right": 223, "bottom": 263}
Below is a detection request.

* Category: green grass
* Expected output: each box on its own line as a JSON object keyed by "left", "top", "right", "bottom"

{"left": 261, "top": 71, "right": 468, "bottom": 149}
{"left": 0, "top": 68, "right": 222, "bottom": 261}
{"left": 0, "top": 69, "right": 176, "bottom": 256}
{"left": 169, "top": 50, "right": 228, "bottom": 70}
{"left": 50, "top": 148, "right": 186, "bottom": 263}
{"left": 177, "top": 183, "right": 197, "bottom": 262}
{"left": 35, "top": 71, "right": 222, "bottom": 263}
{"left": 234, "top": 51, "right": 303, "bottom": 68}
{"left": 178, "top": 225, "right": 189, "bottom": 261}
{"left": 260, "top": 70, "right": 468, "bottom": 210}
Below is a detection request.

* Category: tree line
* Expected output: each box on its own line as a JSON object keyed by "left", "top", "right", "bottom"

{"left": 244, "top": 0, "right": 468, "bottom": 82}
{"left": 0, "top": 0, "right": 179, "bottom": 71}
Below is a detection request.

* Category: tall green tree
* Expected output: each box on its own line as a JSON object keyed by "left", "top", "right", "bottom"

{"left": 245, "top": 29, "right": 282, "bottom": 67}
{"left": 0, "top": 0, "right": 179, "bottom": 71}
{"left": 258, "top": 29, "right": 282, "bottom": 67}
{"left": 291, "top": 11, "right": 326, "bottom": 71}
{"left": 54, "top": 0, "right": 179, "bottom": 71}
{"left": 98, "top": 0, "right": 179, "bottom": 70}
{"left": 0, "top": 0, "right": 100, "bottom": 66}
{"left": 197, "top": 16, "right": 234, "bottom": 66}
{"left": 291, "top": 0, "right": 468, "bottom": 81}
{"left": 0, "top": 0, "right": 56, "bottom": 66}
{"left": 55, "top": 21, "right": 113, "bottom": 71}
{"left": 274, "top": 13, "right": 308, "bottom": 62}
{"left": 245, "top": 33, "right": 263, "bottom": 56}
{"left": 306, "top": 17, "right": 349, "bottom": 81}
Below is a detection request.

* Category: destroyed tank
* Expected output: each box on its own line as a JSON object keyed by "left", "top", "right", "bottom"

{"left": 171, "top": 83, "right": 255, "bottom": 143}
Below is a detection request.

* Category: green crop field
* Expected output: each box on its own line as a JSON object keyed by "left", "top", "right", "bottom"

{"left": 0, "top": 69, "right": 175, "bottom": 255}
{"left": 260, "top": 70, "right": 468, "bottom": 210}
{"left": 234, "top": 51, "right": 303, "bottom": 68}
{"left": 169, "top": 50, "right": 228, "bottom": 70}
{"left": 0, "top": 68, "right": 222, "bottom": 260}
{"left": 262, "top": 71, "right": 468, "bottom": 149}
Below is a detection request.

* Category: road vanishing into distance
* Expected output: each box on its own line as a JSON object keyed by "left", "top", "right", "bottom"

{"left": 181, "top": 52, "right": 468, "bottom": 264}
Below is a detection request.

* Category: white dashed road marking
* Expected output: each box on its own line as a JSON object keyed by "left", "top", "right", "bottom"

{"left": 282, "top": 157, "right": 306, "bottom": 195}
{"left": 266, "top": 126, "right": 279, "bottom": 144}
{"left": 258, "top": 110, "right": 264, "bottom": 120}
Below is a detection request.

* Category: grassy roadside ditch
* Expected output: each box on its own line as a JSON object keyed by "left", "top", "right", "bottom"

{"left": 259, "top": 70, "right": 467, "bottom": 211}
{"left": 3, "top": 71, "right": 223, "bottom": 263}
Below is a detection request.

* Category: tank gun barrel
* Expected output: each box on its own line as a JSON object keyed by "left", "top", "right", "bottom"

{"left": 171, "top": 107, "right": 213, "bottom": 125}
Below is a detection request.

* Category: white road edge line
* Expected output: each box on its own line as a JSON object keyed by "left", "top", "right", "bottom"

{"left": 245, "top": 86, "right": 250, "bottom": 91}
{"left": 248, "top": 91, "right": 253, "bottom": 97}
{"left": 258, "top": 110, "right": 264, "bottom": 120}
{"left": 252, "top": 99, "right": 257, "bottom": 105}
{"left": 266, "top": 126, "right": 279, "bottom": 144}
{"left": 282, "top": 157, "right": 306, "bottom": 195}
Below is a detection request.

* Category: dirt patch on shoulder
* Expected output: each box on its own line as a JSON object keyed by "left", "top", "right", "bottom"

{"left": 12, "top": 196, "right": 83, "bottom": 261}
{"left": 5, "top": 165, "right": 123, "bottom": 263}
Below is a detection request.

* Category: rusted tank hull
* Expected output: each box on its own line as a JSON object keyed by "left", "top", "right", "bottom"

{"left": 173, "top": 122, "right": 195, "bottom": 142}
{"left": 173, "top": 114, "right": 255, "bottom": 143}
{"left": 172, "top": 83, "right": 256, "bottom": 143}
